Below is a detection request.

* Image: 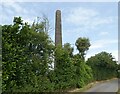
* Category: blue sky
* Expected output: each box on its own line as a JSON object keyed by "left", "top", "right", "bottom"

{"left": 0, "top": 2, "right": 118, "bottom": 61}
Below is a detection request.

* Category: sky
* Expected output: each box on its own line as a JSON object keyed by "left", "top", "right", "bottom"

{"left": 0, "top": 1, "right": 118, "bottom": 61}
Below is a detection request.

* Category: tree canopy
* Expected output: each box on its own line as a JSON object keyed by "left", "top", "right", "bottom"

{"left": 75, "top": 37, "right": 90, "bottom": 60}
{"left": 87, "top": 52, "right": 117, "bottom": 81}
{"left": 63, "top": 43, "right": 74, "bottom": 57}
{"left": 2, "top": 17, "right": 54, "bottom": 92}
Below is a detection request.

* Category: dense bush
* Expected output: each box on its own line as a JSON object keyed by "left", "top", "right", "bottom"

{"left": 52, "top": 46, "right": 76, "bottom": 90}
{"left": 73, "top": 54, "right": 93, "bottom": 88}
{"left": 117, "top": 64, "right": 120, "bottom": 78}
{"left": 2, "top": 17, "right": 54, "bottom": 92}
{"left": 86, "top": 52, "right": 117, "bottom": 81}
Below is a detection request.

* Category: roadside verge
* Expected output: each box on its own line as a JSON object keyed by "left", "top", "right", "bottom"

{"left": 69, "top": 78, "right": 118, "bottom": 92}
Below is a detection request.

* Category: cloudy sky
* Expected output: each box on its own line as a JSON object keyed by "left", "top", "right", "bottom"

{"left": 0, "top": 1, "right": 118, "bottom": 61}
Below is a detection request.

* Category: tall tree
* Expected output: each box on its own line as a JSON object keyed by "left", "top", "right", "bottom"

{"left": 2, "top": 17, "right": 31, "bottom": 92}
{"left": 73, "top": 54, "right": 93, "bottom": 88}
{"left": 75, "top": 37, "right": 90, "bottom": 60}
{"left": 52, "top": 46, "right": 76, "bottom": 90}
{"left": 2, "top": 17, "right": 54, "bottom": 92}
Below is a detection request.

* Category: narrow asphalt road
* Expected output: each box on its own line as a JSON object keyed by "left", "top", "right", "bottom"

{"left": 84, "top": 78, "right": 119, "bottom": 92}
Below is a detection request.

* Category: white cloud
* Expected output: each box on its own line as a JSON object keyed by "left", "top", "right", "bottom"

{"left": 1, "top": 2, "right": 38, "bottom": 25}
{"left": 65, "top": 7, "right": 114, "bottom": 29}
{"left": 2, "top": 2, "right": 28, "bottom": 14}
{"left": 100, "top": 31, "right": 109, "bottom": 36}
{"left": 90, "top": 39, "right": 118, "bottom": 49}
{"left": 65, "top": 7, "right": 98, "bottom": 26}
{"left": 90, "top": 44, "right": 103, "bottom": 49}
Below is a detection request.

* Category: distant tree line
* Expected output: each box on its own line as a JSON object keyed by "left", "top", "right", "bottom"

{"left": 2, "top": 17, "right": 118, "bottom": 92}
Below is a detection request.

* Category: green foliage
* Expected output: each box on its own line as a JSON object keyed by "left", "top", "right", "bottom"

{"left": 73, "top": 54, "right": 93, "bottom": 88}
{"left": 87, "top": 52, "right": 117, "bottom": 81}
{"left": 117, "top": 64, "right": 120, "bottom": 78}
{"left": 2, "top": 17, "right": 31, "bottom": 91}
{"left": 63, "top": 43, "right": 74, "bottom": 57}
{"left": 0, "top": 25, "right": 1, "bottom": 71}
{"left": 2, "top": 17, "right": 117, "bottom": 93}
{"left": 2, "top": 17, "right": 54, "bottom": 92}
{"left": 53, "top": 46, "right": 76, "bottom": 90}
{"left": 53, "top": 44, "right": 92, "bottom": 90}
{"left": 75, "top": 37, "right": 90, "bottom": 60}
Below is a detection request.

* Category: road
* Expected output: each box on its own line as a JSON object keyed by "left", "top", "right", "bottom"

{"left": 84, "top": 78, "right": 119, "bottom": 92}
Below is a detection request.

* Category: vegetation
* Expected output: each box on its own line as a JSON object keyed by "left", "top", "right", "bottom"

{"left": 2, "top": 17, "right": 54, "bottom": 92}
{"left": 117, "top": 64, "right": 120, "bottom": 78}
{"left": 86, "top": 52, "right": 117, "bottom": 81}
{"left": 75, "top": 37, "right": 90, "bottom": 60}
{"left": 0, "top": 25, "right": 1, "bottom": 71}
{"left": 2, "top": 17, "right": 118, "bottom": 92}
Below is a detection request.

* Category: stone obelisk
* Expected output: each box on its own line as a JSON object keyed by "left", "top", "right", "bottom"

{"left": 54, "top": 10, "right": 62, "bottom": 69}
{"left": 55, "top": 10, "right": 62, "bottom": 47}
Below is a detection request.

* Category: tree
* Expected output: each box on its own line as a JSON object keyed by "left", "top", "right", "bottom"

{"left": 53, "top": 46, "right": 76, "bottom": 90}
{"left": 2, "top": 17, "right": 54, "bottom": 92}
{"left": 75, "top": 37, "right": 90, "bottom": 60}
{"left": 2, "top": 17, "right": 31, "bottom": 92}
{"left": 29, "top": 19, "right": 54, "bottom": 76}
{"left": 63, "top": 43, "right": 74, "bottom": 57}
{"left": 73, "top": 54, "right": 93, "bottom": 88}
{"left": 87, "top": 51, "right": 117, "bottom": 81}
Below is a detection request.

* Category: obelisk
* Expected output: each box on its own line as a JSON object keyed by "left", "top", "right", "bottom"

{"left": 55, "top": 10, "right": 62, "bottom": 47}
{"left": 54, "top": 10, "right": 62, "bottom": 69}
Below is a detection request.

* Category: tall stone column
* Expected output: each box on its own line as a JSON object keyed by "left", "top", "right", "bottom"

{"left": 54, "top": 10, "right": 62, "bottom": 69}
{"left": 55, "top": 10, "right": 62, "bottom": 47}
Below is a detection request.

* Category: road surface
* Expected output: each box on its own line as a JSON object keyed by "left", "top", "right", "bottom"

{"left": 84, "top": 78, "right": 119, "bottom": 92}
